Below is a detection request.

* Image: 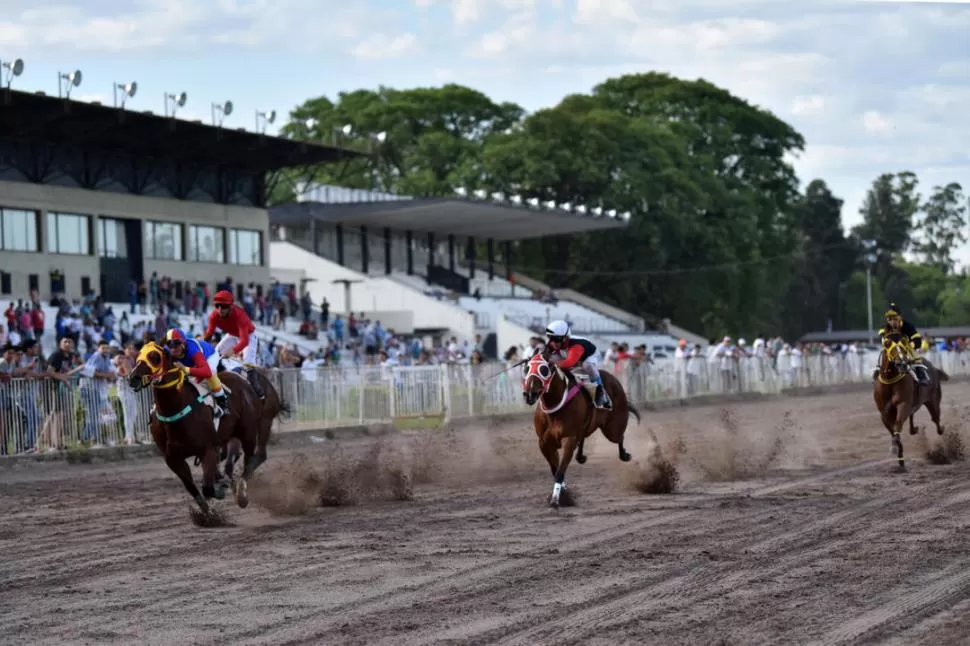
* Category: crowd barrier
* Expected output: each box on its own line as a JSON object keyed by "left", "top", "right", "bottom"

{"left": 1, "top": 350, "right": 968, "bottom": 456}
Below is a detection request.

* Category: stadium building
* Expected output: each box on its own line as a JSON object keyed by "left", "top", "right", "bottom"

{"left": 0, "top": 87, "right": 360, "bottom": 303}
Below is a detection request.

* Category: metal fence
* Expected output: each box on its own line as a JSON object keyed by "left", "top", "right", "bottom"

{"left": 2, "top": 350, "right": 969, "bottom": 456}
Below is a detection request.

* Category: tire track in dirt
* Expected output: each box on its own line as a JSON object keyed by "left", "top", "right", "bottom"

{"left": 231, "top": 460, "right": 901, "bottom": 646}
{"left": 810, "top": 560, "right": 970, "bottom": 645}
{"left": 477, "top": 477, "right": 970, "bottom": 646}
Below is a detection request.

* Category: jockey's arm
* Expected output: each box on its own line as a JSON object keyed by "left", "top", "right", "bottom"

{"left": 185, "top": 351, "right": 214, "bottom": 379}
{"left": 558, "top": 345, "right": 585, "bottom": 370}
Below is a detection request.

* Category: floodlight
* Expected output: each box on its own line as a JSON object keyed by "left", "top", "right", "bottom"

{"left": 164, "top": 91, "right": 187, "bottom": 117}
{"left": 473, "top": 189, "right": 487, "bottom": 200}
{"left": 542, "top": 200, "right": 554, "bottom": 209}
{"left": 58, "top": 69, "right": 83, "bottom": 98}
{"left": 607, "top": 209, "right": 617, "bottom": 218}
{"left": 255, "top": 109, "right": 276, "bottom": 133}
{"left": 2, "top": 58, "right": 24, "bottom": 88}
{"left": 373, "top": 131, "right": 387, "bottom": 143}
{"left": 212, "top": 100, "right": 233, "bottom": 127}
{"left": 510, "top": 194, "right": 523, "bottom": 205}
{"left": 455, "top": 186, "right": 468, "bottom": 197}
{"left": 304, "top": 117, "right": 319, "bottom": 131}
{"left": 491, "top": 192, "right": 504, "bottom": 202}
{"left": 113, "top": 81, "right": 137, "bottom": 109}
{"left": 340, "top": 124, "right": 353, "bottom": 136}
{"left": 592, "top": 206, "right": 603, "bottom": 217}
{"left": 620, "top": 211, "right": 631, "bottom": 222}
{"left": 576, "top": 205, "right": 587, "bottom": 214}
{"left": 527, "top": 197, "right": 540, "bottom": 208}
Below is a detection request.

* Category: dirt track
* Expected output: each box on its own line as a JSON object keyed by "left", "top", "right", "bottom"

{"left": 5, "top": 386, "right": 970, "bottom": 646}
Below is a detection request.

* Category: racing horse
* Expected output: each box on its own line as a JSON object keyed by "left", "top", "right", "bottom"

{"left": 522, "top": 349, "right": 641, "bottom": 508}
{"left": 128, "top": 342, "right": 266, "bottom": 518}
{"left": 218, "top": 361, "right": 289, "bottom": 487}
{"left": 873, "top": 334, "right": 948, "bottom": 472}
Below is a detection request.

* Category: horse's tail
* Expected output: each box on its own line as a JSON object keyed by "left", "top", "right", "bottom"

{"left": 628, "top": 402, "right": 642, "bottom": 424}
{"left": 938, "top": 368, "right": 950, "bottom": 382}
{"left": 261, "top": 372, "right": 292, "bottom": 421}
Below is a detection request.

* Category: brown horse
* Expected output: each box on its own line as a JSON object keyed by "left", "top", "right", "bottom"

{"left": 522, "top": 350, "right": 641, "bottom": 508}
{"left": 873, "top": 335, "right": 948, "bottom": 472}
{"left": 127, "top": 342, "right": 267, "bottom": 517}
{"left": 218, "top": 363, "right": 289, "bottom": 486}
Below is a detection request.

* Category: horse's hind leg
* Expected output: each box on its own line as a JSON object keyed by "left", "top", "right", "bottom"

{"left": 576, "top": 437, "right": 587, "bottom": 464}
{"left": 223, "top": 439, "right": 242, "bottom": 481}
{"left": 167, "top": 456, "right": 209, "bottom": 515}
{"left": 927, "top": 394, "right": 945, "bottom": 435}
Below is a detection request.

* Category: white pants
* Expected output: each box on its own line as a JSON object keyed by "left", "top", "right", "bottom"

{"left": 215, "top": 335, "right": 258, "bottom": 366}
{"left": 205, "top": 351, "right": 222, "bottom": 376}
{"left": 575, "top": 353, "right": 602, "bottom": 382}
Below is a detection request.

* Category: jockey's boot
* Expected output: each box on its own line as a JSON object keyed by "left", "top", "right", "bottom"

{"left": 594, "top": 384, "right": 613, "bottom": 410}
{"left": 247, "top": 369, "right": 266, "bottom": 399}
{"left": 214, "top": 391, "right": 230, "bottom": 418}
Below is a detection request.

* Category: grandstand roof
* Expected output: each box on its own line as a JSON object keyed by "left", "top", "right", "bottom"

{"left": 270, "top": 199, "right": 628, "bottom": 241}
{"left": 0, "top": 88, "right": 365, "bottom": 172}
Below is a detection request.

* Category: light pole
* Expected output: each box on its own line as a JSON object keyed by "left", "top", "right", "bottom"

{"left": 863, "top": 239, "right": 878, "bottom": 343}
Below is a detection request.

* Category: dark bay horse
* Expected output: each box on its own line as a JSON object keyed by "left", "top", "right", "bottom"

{"left": 128, "top": 342, "right": 268, "bottom": 517}
{"left": 873, "top": 335, "right": 948, "bottom": 472}
{"left": 522, "top": 350, "right": 641, "bottom": 508}
{"left": 218, "top": 361, "right": 289, "bottom": 487}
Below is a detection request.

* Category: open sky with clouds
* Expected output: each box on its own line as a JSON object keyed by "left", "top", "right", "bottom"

{"left": 1, "top": 0, "right": 968, "bottom": 262}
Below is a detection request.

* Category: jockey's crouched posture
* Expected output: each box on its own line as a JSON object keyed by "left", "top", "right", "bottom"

{"left": 876, "top": 302, "right": 930, "bottom": 386}
{"left": 164, "top": 328, "right": 231, "bottom": 418}
{"left": 545, "top": 320, "right": 613, "bottom": 409}
{"left": 203, "top": 289, "right": 265, "bottom": 399}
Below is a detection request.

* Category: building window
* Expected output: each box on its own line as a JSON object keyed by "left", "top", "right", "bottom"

{"left": 97, "top": 218, "right": 128, "bottom": 258}
{"left": 47, "top": 212, "right": 91, "bottom": 255}
{"left": 189, "top": 225, "right": 225, "bottom": 263}
{"left": 228, "top": 229, "right": 262, "bottom": 266}
{"left": 146, "top": 221, "right": 183, "bottom": 261}
{"left": 0, "top": 208, "right": 39, "bottom": 252}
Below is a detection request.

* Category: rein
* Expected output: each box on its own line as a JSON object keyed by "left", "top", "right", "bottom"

{"left": 536, "top": 365, "right": 582, "bottom": 414}
{"left": 877, "top": 341, "right": 911, "bottom": 385}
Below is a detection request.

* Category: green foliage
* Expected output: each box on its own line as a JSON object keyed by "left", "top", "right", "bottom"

{"left": 281, "top": 75, "right": 970, "bottom": 339}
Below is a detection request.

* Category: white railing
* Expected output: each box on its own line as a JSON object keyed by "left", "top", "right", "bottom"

{"left": 1, "top": 350, "right": 968, "bottom": 456}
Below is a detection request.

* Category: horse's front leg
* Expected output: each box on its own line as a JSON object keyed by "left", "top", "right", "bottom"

{"left": 892, "top": 402, "right": 911, "bottom": 473}
{"left": 201, "top": 446, "right": 225, "bottom": 499}
{"left": 550, "top": 435, "right": 579, "bottom": 509}
{"left": 166, "top": 456, "right": 209, "bottom": 515}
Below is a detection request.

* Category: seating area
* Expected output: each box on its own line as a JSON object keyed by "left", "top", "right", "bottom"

{"left": 456, "top": 295, "right": 634, "bottom": 335}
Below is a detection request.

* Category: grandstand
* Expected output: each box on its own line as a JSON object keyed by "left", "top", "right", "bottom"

{"left": 269, "top": 184, "right": 705, "bottom": 357}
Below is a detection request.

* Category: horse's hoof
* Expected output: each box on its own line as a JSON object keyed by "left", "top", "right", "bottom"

{"left": 895, "top": 463, "right": 907, "bottom": 474}
{"left": 619, "top": 451, "right": 632, "bottom": 462}
{"left": 576, "top": 454, "right": 587, "bottom": 464}
{"left": 938, "top": 426, "right": 945, "bottom": 436}
{"left": 910, "top": 427, "right": 920, "bottom": 436}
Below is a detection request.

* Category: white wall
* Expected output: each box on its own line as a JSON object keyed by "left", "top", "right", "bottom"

{"left": 270, "top": 241, "right": 474, "bottom": 339}
{"left": 497, "top": 315, "right": 537, "bottom": 358}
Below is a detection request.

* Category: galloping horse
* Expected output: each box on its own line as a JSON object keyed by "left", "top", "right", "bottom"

{"left": 128, "top": 342, "right": 267, "bottom": 517}
{"left": 873, "top": 334, "right": 948, "bottom": 472}
{"left": 522, "top": 349, "right": 641, "bottom": 508}
{"left": 218, "top": 360, "right": 289, "bottom": 486}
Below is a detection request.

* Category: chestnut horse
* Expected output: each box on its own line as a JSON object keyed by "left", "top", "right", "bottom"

{"left": 128, "top": 342, "right": 267, "bottom": 518}
{"left": 522, "top": 349, "right": 641, "bottom": 508}
{"left": 873, "top": 334, "right": 948, "bottom": 472}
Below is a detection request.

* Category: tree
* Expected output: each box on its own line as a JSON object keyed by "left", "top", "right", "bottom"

{"left": 913, "top": 182, "right": 967, "bottom": 274}
{"left": 852, "top": 172, "right": 921, "bottom": 275}
{"left": 277, "top": 84, "right": 525, "bottom": 198}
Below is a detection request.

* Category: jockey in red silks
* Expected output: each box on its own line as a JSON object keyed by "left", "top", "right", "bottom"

{"left": 203, "top": 289, "right": 265, "bottom": 398}
{"left": 544, "top": 320, "right": 612, "bottom": 409}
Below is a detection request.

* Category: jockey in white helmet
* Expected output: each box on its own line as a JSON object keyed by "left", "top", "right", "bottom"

{"left": 544, "top": 320, "right": 612, "bottom": 409}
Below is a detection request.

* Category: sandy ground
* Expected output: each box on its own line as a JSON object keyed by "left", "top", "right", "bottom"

{"left": 5, "top": 386, "right": 970, "bottom": 646}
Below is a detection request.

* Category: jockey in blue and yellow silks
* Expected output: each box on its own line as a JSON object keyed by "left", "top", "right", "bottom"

{"left": 163, "top": 328, "right": 230, "bottom": 417}
{"left": 877, "top": 302, "right": 930, "bottom": 385}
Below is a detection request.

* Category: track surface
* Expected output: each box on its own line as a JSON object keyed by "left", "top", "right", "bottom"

{"left": 5, "top": 387, "right": 970, "bottom": 645}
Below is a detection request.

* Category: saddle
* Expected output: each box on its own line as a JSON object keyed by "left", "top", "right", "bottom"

{"left": 562, "top": 369, "right": 608, "bottom": 408}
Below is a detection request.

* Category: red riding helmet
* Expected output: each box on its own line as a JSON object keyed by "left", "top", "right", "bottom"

{"left": 213, "top": 290, "right": 234, "bottom": 307}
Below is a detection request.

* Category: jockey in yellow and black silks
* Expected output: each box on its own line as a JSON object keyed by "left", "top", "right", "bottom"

{"left": 877, "top": 302, "right": 930, "bottom": 385}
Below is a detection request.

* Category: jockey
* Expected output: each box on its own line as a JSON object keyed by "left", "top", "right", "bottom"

{"left": 163, "top": 328, "right": 230, "bottom": 417}
{"left": 878, "top": 302, "right": 930, "bottom": 385}
{"left": 203, "top": 289, "right": 265, "bottom": 399}
{"left": 544, "top": 320, "right": 612, "bottom": 409}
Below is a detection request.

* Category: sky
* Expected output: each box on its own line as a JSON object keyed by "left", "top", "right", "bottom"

{"left": 1, "top": 0, "right": 968, "bottom": 262}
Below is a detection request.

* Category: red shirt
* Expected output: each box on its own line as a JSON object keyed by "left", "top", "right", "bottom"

{"left": 204, "top": 305, "right": 255, "bottom": 354}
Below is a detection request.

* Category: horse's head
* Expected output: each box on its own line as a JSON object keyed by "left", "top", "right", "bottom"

{"left": 128, "top": 341, "right": 181, "bottom": 392}
{"left": 881, "top": 334, "right": 911, "bottom": 375}
{"left": 522, "top": 352, "right": 556, "bottom": 406}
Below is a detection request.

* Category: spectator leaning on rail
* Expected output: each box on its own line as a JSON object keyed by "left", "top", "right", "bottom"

{"left": 203, "top": 289, "right": 265, "bottom": 399}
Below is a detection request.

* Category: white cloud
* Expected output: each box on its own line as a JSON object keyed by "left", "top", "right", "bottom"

{"left": 351, "top": 33, "right": 418, "bottom": 60}
{"left": 451, "top": 0, "right": 484, "bottom": 25}
{"left": 862, "top": 110, "right": 893, "bottom": 135}
{"left": 791, "top": 95, "right": 826, "bottom": 116}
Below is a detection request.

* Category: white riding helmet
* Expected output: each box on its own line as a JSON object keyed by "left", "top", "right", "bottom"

{"left": 545, "top": 320, "right": 570, "bottom": 341}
